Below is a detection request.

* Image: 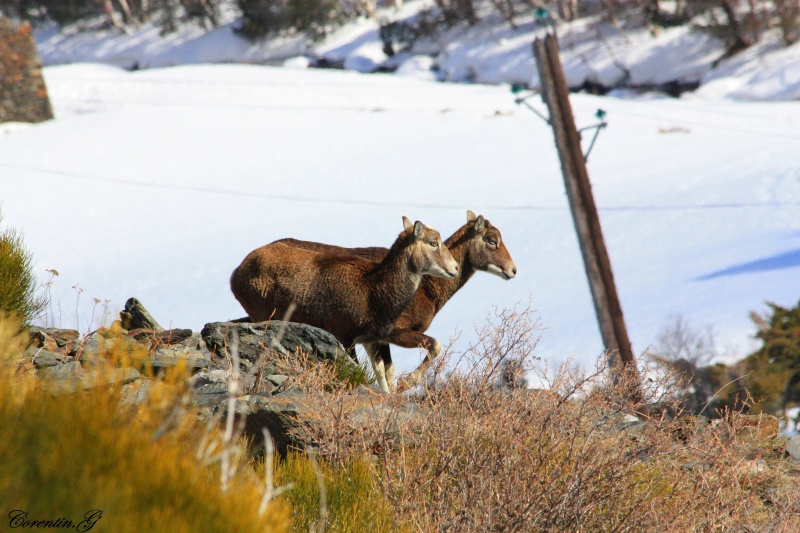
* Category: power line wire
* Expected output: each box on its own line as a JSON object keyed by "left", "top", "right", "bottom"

{"left": 2, "top": 161, "right": 798, "bottom": 212}
{"left": 48, "top": 92, "right": 800, "bottom": 140}
{"left": 50, "top": 95, "right": 471, "bottom": 114}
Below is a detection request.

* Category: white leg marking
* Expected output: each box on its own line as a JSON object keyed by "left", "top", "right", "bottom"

{"left": 386, "top": 362, "right": 396, "bottom": 393}
{"left": 365, "top": 342, "right": 390, "bottom": 393}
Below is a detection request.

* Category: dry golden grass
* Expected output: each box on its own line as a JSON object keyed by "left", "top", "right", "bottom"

{"left": 283, "top": 303, "right": 800, "bottom": 532}
{"left": 0, "top": 315, "right": 288, "bottom": 533}
{"left": 4, "top": 302, "right": 800, "bottom": 532}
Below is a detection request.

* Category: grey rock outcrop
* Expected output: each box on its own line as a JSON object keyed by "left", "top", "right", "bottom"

{"left": 17, "top": 298, "right": 424, "bottom": 460}
{"left": 28, "top": 327, "right": 79, "bottom": 354}
{"left": 120, "top": 297, "right": 165, "bottom": 332}
{"left": 43, "top": 366, "right": 141, "bottom": 396}
{"left": 201, "top": 321, "right": 348, "bottom": 375}
{"left": 785, "top": 434, "right": 800, "bottom": 462}
{"left": 223, "top": 386, "right": 423, "bottom": 456}
{"left": 24, "top": 347, "right": 72, "bottom": 368}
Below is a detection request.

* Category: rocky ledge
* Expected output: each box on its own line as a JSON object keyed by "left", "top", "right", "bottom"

{"left": 17, "top": 297, "right": 410, "bottom": 455}
{"left": 13, "top": 297, "right": 800, "bottom": 463}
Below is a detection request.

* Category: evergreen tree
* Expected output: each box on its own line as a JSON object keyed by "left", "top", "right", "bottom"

{"left": 741, "top": 301, "right": 800, "bottom": 413}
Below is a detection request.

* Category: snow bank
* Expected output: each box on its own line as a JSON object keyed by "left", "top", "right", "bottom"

{"left": 30, "top": 3, "right": 800, "bottom": 101}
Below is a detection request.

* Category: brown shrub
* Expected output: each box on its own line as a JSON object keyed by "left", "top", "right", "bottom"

{"left": 292, "top": 302, "right": 800, "bottom": 532}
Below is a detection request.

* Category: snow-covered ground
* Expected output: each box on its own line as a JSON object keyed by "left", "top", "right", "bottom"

{"left": 1, "top": 61, "right": 798, "bottom": 378}
{"left": 1, "top": 4, "right": 799, "bottom": 377}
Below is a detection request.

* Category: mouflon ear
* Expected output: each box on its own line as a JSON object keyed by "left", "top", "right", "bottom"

{"left": 413, "top": 221, "right": 425, "bottom": 239}
{"left": 403, "top": 216, "right": 413, "bottom": 232}
{"left": 474, "top": 215, "right": 485, "bottom": 232}
{"left": 467, "top": 210, "right": 477, "bottom": 222}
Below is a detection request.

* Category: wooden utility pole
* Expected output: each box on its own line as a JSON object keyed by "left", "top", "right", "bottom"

{"left": 533, "top": 34, "right": 639, "bottom": 385}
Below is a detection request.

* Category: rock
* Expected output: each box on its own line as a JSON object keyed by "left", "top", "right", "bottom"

{"left": 736, "top": 414, "right": 780, "bottom": 440}
{"left": 596, "top": 410, "right": 646, "bottom": 438}
{"left": 201, "top": 321, "right": 348, "bottom": 375}
{"left": 119, "top": 378, "right": 154, "bottom": 407}
{"left": 75, "top": 331, "right": 107, "bottom": 358}
{"left": 38, "top": 360, "right": 82, "bottom": 381}
{"left": 140, "top": 345, "right": 210, "bottom": 375}
{"left": 71, "top": 326, "right": 151, "bottom": 366}
{"left": 155, "top": 328, "right": 193, "bottom": 345}
{"left": 353, "top": 384, "right": 389, "bottom": 396}
{"left": 23, "top": 347, "right": 71, "bottom": 368}
{"left": 128, "top": 328, "right": 193, "bottom": 347}
{"left": 120, "top": 297, "right": 164, "bottom": 332}
{"left": 127, "top": 328, "right": 159, "bottom": 344}
{"left": 90, "top": 367, "right": 141, "bottom": 387}
{"left": 786, "top": 435, "right": 800, "bottom": 462}
{"left": 190, "top": 369, "right": 248, "bottom": 407}
{"left": 266, "top": 374, "right": 289, "bottom": 387}
{"left": 619, "top": 416, "right": 647, "bottom": 441}
{"left": 221, "top": 388, "right": 424, "bottom": 456}
{"left": 44, "top": 366, "right": 140, "bottom": 396}
{"left": 192, "top": 383, "right": 230, "bottom": 407}
{"left": 232, "top": 392, "right": 304, "bottom": 455}
{"left": 183, "top": 331, "right": 213, "bottom": 359}
{"left": 75, "top": 329, "right": 132, "bottom": 361}
{"left": 28, "top": 327, "right": 80, "bottom": 353}
{"left": 28, "top": 327, "right": 57, "bottom": 351}
{"left": 617, "top": 413, "right": 641, "bottom": 428}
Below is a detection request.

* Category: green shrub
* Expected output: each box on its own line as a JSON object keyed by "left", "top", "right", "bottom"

{"left": 270, "top": 451, "right": 399, "bottom": 532}
{"left": 332, "top": 352, "right": 373, "bottom": 389}
{"left": 0, "top": 211, "right": 48, "bottom": 326}
{"left": 0, "top": 317, "right": 289, "bottom": 533}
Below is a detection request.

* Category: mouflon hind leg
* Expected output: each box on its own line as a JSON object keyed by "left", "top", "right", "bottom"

{"left": 391, "top": 330, "right": 441, "bottom": 391}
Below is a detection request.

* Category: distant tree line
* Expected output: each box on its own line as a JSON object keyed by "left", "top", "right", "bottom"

{"left": 0, "top": 0, "right": 219, "bottom": 31}
{"left": 652, "top": 301, "right": 800, "bottom": 426}
{"left": 0, "top": 0, "right": 795, "bottom": 50}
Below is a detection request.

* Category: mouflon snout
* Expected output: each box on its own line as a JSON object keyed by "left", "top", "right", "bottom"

{"left": 489, "top": 247, "right": 517, "bottom": 280}
{"left": 499, "top": 263, "right": 517, "bottom": 279}
{"left": 465, "top": 210, "right": 517, "bottom": 280}
{"left": 403, "top": 216, "right": 459, "bottom": 280}
{"left": 484, "top": 247, "right": 516, "bottom": 280}
{"left": 434, "top": 244, "right": 459, "bottom": 279}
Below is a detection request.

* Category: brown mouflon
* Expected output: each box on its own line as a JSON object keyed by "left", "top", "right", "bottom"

{"left": 230, "top": 217, "right": 459, "bottom": 379}
{"left": 276, "top": 211, "right": 517, "bottom": 392}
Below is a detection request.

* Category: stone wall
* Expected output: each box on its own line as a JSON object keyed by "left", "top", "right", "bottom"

{"left": 0, "top": 17, "right": 53, "bottom": 124}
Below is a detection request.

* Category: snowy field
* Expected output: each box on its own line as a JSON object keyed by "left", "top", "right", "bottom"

{"left": 1, "top": 61, "right": 798, "bottom": 377}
